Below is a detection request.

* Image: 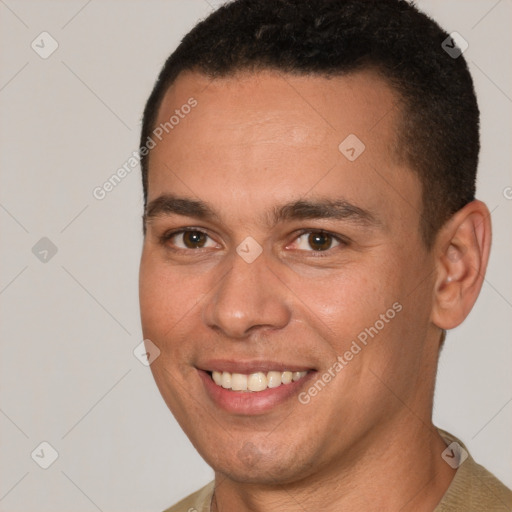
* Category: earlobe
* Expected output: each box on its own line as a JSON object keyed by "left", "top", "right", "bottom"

{"left": 431, "top": 200, "right": 492, "bottom": 330}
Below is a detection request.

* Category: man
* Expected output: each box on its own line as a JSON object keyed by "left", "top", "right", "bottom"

{"left": 138, "top": 0, "right": 512, "bottom": 510}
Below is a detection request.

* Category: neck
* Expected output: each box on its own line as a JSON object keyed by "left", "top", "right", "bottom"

{"left": 212, "top": 422, "right": 455, "bottom": 512}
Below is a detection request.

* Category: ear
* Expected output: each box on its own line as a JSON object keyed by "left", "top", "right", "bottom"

{"left": 431, "top": 200, "right": 492, "bottom": 330}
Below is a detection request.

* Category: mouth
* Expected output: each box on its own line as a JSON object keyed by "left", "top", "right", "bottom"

{"left": 197, "top": 362, "right": 316, "bottom": 415}
{"left": 210, "top": 369, "right": 308, "bottom": 392}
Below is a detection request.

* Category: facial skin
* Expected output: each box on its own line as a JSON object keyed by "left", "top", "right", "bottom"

{"left": 139, "top": 70, "right": 491, "bottom": 511}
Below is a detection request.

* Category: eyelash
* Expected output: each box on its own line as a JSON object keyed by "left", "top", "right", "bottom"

{"left": 158, "top": 228, "right": 349, "bottom": 256}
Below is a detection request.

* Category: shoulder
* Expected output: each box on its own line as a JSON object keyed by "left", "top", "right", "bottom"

{"left": 435, "top": 429, "right": 512, "bottom": 511}
{"left": 162, "top": 481, "right": 215, "bottom": 512}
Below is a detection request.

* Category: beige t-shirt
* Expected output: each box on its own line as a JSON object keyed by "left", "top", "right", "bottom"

{"left": 164, "top": 430, "right": 512, "bottom": 511}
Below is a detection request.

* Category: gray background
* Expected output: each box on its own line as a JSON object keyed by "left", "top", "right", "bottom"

{"left": 0, "top": 1, "right": 510, "bottom": 510}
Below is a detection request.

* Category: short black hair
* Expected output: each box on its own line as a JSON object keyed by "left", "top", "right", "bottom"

{"left": 140, "top": 0, "right": 479, "bottom": 247}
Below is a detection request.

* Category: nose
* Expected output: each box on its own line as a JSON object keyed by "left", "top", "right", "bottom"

{"left": 202, "top": 249, "right": 292, "bottom": 339}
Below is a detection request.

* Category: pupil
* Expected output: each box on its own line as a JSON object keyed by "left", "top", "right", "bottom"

{"left": 308, "top": 232, "right": 331, "bottom": 251}
{"left": 184, "top": 231, "right": 205, "bottom": 248}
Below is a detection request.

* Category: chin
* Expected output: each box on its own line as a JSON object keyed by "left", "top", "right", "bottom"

{"left": 201, "top": 440, "right": 316, "bottom": 485}
{"left": 215, "top": 461, "right": 305, "bottom": 486}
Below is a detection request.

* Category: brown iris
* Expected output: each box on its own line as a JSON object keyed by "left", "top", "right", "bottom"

{"left": 308, "top": 232, "right": 333, "bottom": 251}
{"left": 183, "top": 231, "right": 207, "bottom": 248}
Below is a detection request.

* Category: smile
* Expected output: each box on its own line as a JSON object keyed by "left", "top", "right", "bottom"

{"left": 211, "top": 370, "right": 308, "bottom": 392}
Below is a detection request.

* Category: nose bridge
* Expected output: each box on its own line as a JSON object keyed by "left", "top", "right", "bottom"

{"left": 202, "top": 250, "right": 291, "bottom": 338}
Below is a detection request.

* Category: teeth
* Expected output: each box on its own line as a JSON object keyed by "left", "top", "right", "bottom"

{"left": 248, "top": 372, "right": 267, "bottom": 392}
{"left": 281, "top": 371, "right": 293, "bottom": 384}
{"left": 211, "top": 370, "right": 307, "bottom": 392}
{"left": 221, "top": 372, "right": 231, "bottom": 389}
{"left": 231, "top": 373, "right": 248, "bottom": 391}
{"left": 267, "top": 371, "right": 282, "bottom": 388}
{"left": 212, "top": 371, "right": 222, "bottom": 386}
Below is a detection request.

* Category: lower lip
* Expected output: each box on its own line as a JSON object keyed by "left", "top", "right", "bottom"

{"left": 198, "top": 370, "right": 315, "bottom": 415}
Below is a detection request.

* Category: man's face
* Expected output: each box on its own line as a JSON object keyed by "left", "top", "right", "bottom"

{"left": 139, "top": 70, "right": 439, "bottom": 484}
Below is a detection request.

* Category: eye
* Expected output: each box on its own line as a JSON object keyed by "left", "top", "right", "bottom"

{"left": 292, "top": 230, "right": 342, "bottom": 252}
{"left": 163, "top": 229, "right": 218, "bottom": 250}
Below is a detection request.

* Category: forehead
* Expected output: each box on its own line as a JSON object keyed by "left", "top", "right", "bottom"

{"left": 154, "top": 68, "right": 401, "bottom": 148}
{"left": 147, "top": 69, "right": 420, "bottom": 235}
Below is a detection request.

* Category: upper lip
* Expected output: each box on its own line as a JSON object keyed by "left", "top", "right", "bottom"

{"left": 198, "top": 359, "right": 315, "bottom": 374}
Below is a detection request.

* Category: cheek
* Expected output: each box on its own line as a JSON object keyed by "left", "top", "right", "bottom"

{"left": 289, "top": 263, "right": 396, "bottom": 347}
{"left": 139, "top": 253, "right": 165, "bottom": 334}
{"left": 139, "top": 249, "right": 215, "bottom": 360}
{"left": 139, "top": 254, "right": 199, "bottom": 399}
{"left": 292, "top": 253, "right": 428, "bottom": 392}
{"left": 139, "top": 251, "right": 186, "bottom": 339}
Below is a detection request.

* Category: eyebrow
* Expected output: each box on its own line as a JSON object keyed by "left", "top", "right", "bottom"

{"left": 144, "top": 194, "right": 381, "bottom": 229}
{"left": 268, "top": 198, "right": 380, "bottom": 228}
{"left": 145, "top": 195, "right": 219, "bottom": 222}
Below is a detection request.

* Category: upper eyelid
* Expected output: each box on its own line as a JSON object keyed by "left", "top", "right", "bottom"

{"left": 292, "top": 228, "right": 346, "bottom": 241}
{"left": 161, "top": 227, "right": 211, "bottom": 238}
{"left": 289, "top": 228, "right": 349, "bottom": 249}
{"left": 162, "top": 228, "right": 219, "bottom": 245}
